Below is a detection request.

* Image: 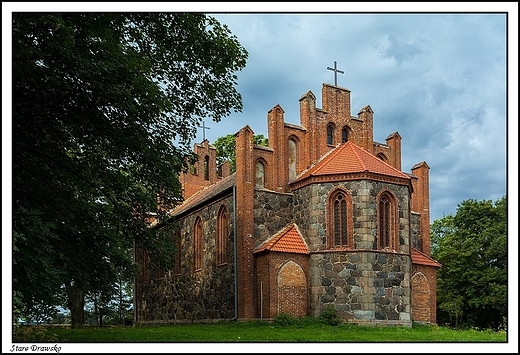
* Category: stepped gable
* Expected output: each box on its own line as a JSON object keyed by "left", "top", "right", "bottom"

{"left": 411, "top": 248, "right": 442, "bottom": 268}
{"left": 254, "top": 223, "right": 309, "bottom": 254}
{"left": 170, "top": 174, "right": 236, "bottom": 218}
{"left": 291, "top": 141, "right": 411, "bottom": 185}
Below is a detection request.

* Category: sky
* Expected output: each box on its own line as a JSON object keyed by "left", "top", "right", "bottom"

{"left": 3, "top": 2, "right": 518, "bottom": 354}
{"left": 3, "top": 3, "right": 515, "bottom": 223}
{"left": 201, "top": 10, "right": 512, "bottom": 224}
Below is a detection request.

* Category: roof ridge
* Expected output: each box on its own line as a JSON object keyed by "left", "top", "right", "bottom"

{"left": 350, "top": 142, "right": 409, "bottom": 177}
{"left": 411, "top": 248, "right": 442, "bottom": 267}
{"left": 349, "top": 142, "right": 368, "bottom": 171}
{"left": 264, "top": 223, "right": 296, "bottom": 248}
{"left": 170, "top": 173, "right": 236, "bottom": 216}
{"left": 308, "top": 143, "right": 346, "bottom": 176}
{"left": 254, "top": 223, "right": 309, "bottom": 254}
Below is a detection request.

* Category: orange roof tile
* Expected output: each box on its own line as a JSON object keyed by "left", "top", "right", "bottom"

{"left": 170, "top": 174, "right": 236, "bottom": 218}
{"left": 254, "top": 223, "right": 309, "bottom": 255}
{"left": 411, "top": 248, "right": 442, "bottom": 268}
{"left": 291, "top": 141, "right": 411, "bottom": 184}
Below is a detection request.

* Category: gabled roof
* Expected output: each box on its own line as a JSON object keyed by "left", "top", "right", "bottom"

{"left": 254, "top": 223, "right": 309, "bottom": 255}
{"left": 411, "top": 248, "right": 442, "bottom": 268}
{"left": 291, "top": 141, "right": 411, "bottom": 185}
{"left": 170, "top": 174, "right": 236, "bottom": 218}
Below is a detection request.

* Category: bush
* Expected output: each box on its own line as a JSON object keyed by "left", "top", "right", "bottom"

{"left": 320, "top": 306, "right": 342, "bottom": 326}
{"left": 13, "top": 326, "right": 58, "bottom": 342}
{"left": 273, "top": 312, "right": 298, "bottom": 326}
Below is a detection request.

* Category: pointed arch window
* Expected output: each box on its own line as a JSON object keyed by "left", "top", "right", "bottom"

{"left": 204, "top": 155, "right": 210, "bottom": 181}
{"left": 378, "top": 191, "right": 397, "bottom": 250}
{"left": 173, "top": 229, "right": 181, "bottom": 276}
{"left": 217, "top": 206, "right": 229, "bottom": 265}
{"left": 255, "top": 160, "right": 265, "bottom": 188}
{"left": 194, "top": 217, "right": 203, "bottom": 271}
{"left": 342, "top": 127, "right": 349, "bottom": 143}
{"left": 327, "top": 124, "right": 335, "bottom": 145}
{"left": 288, "top": 138, "right": 297, "bottom": 180}
{"left": 377, "top": 153, "right": 387, "bottom": 162}
{"left": 327, "top": 189, "right": 353, "bottom": 249}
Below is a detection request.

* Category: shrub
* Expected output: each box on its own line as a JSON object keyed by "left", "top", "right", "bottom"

{"left": 273, "top": 312, "right": 298, "bottom": 326}
{"left": 13, "top": 326, "right": 58, "bottom": 342}
{"left": 320, "top": 306, "right": 342, "bottom": 326}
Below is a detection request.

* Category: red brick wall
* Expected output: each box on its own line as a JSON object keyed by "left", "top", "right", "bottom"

{"left": 255, "top": 252, "right": 309, "bottom": 319}
{"left": 410, "top": 162, "right": 431, "bottom": 255}
{"left": 266, "top": 84, "right": 379, "bottom": 194}
{"left": 179, "top": 140, "right": 226, "bottom": 200}
{"left": 385, "top": 132, "right": 402, "bottom": 172}
{"left": 235, "top": 126, "right": 256, "bottom": 319}
{"left": 412, "top": 265, "right": 438, "bottom": 324}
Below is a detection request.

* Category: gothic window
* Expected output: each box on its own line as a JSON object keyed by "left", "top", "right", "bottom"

{"left": 194, "top": 217, "right": 203, "bottom": 271}
{"left": 378, "top": 191, "right": 397, "bottom": 250}
{"left": 327, "top": 124, "right": 335, "bottom": 145}
{"left": 288, "top": 138, "right": 297, "bottom": 180}
{"left": 190, "top": 163, "right": 197, "bottom": 175}
{"left": 342, "top": 127, "right": 349, "bottom": 143}
{"left": 217, "top": 205, "right": 229, "bottom": 265}
{"left": 204, "top": 155, "right": 210, "bottom": 181}
{"left": 173, "top": 230, "right": 181, "bottom": 276}
{"left": 377, "top": 153, "right": 387, "bottom": 162}
{"left": 255, "top": 160, "right": 265, "bottom": 188}
{"left": 327, "top": 189, "right": 353, "bottom": 248}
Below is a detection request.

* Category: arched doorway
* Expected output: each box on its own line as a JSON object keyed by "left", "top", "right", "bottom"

{"left": 412, "top": 272, "right": 431, "bottom": 323}
{"left": 277, "top": 261, "right": 307, "bottom": 317}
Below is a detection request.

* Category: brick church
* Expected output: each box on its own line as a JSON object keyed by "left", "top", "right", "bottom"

{"left": 134, "top": 81, "right": 441, "bottom": 326}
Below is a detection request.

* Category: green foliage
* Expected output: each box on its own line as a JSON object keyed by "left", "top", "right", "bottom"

{"left": 214, "top": 133, "right": 268, "bottom": 173}
{"left": 319, "top": 306, "right": 342, "bottom": 325}
{"left": 12, "top": 13, "right": 247, "bottom": 327}
{"left": 36, "top": 322, "right": 507, "bottom": 343}
{"left": 13, "top": 326, "right": 59, "bottom": 343}
{"left": 431, "top": 195, "right": 507, "bottom": 330}
{"left": 273, "top": 312, "right": 299, "bottom": 326}
{"left": 13, "top": 208, "right": 65, "bottom": 323}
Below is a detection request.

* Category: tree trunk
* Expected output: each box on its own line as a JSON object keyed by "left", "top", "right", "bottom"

{"left": 66, "top": 282, "right": 85, "bottom": 329}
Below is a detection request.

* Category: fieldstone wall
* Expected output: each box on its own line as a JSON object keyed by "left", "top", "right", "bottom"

{"left": 292, "top": 180, "right": 411, "bottom": 253}
{"left": 293, "top": 180, "right": 412, "bottom": 326}
{"left": 253, "top": 189, "right": 294, "bottom": 245}
{"left": 309, "top": 251, "right": 411, "bottom": 326}
{"left": 136, "top": 195, "right": 236, "bottom": 324}
{"left": 410, "top": 212, "right": 422, "bottom": 251}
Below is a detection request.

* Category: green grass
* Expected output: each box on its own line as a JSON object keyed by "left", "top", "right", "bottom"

{"left": 13, "top": 320, "right": 507, "bottom": 343}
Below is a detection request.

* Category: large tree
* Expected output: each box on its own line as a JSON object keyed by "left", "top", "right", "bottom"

{"left": 214, "top": 133, "right": 268, "bottom": 173}
{"left": 431, "top": 196, "right": 507, "bottom": 330}
{"left": 12, "top": 13, "right": 248, "bottom": 328}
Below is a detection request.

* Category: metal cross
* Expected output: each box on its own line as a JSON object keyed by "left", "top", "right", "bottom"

{"left": 327, "top": 61, "right": 344, "bottom": 86}
{"left": 198, "top": 120, "right": 210, "bottom": 141}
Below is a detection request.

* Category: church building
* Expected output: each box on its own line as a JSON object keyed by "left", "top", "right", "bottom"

{"left": 134, "top": 81, "right": 441, "bottom": 326}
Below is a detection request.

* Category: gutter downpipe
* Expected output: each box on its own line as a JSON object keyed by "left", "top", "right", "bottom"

{"left": 233, "top": 184, "right": 238, "bottom": 320}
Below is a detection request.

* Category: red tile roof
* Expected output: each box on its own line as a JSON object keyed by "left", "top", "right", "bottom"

{"left": 291, "top": 141, "right": 411, "bottom": 185}
{"left": 254, "top": 223, "right": 309, "bottom": 254}
{"left": 170, "top": 174, "right": 236, "bottom": 217}
{"left": 411, "top": 248, "right": 442, "bottom": 268}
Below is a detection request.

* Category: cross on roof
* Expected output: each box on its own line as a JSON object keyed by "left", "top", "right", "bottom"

{"left": 198, "top": 120, "right": 210, "bottom": 141}
{"left": 327, "top": 61, "right": 344, "bottom": 86}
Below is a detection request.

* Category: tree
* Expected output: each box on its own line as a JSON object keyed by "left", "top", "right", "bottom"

{"left": 12, "top": 13, "right": 248, "bottom": 328}
{"left": 214, "top": 133, "right": 268, "bottom": 173}
{"left": 431, "top": 196, "right": 507, "bottom": 330}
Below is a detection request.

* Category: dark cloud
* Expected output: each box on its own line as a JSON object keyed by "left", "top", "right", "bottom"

{"left": 378, "top": 34, "right": 425, "bottom": 66}
{"left": 208, "top": 13, "right": 508, "bottom": 223}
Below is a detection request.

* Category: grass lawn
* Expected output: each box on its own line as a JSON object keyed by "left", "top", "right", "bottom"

{"left": 13, "top": 320, "right": 507, "bottom": 343}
